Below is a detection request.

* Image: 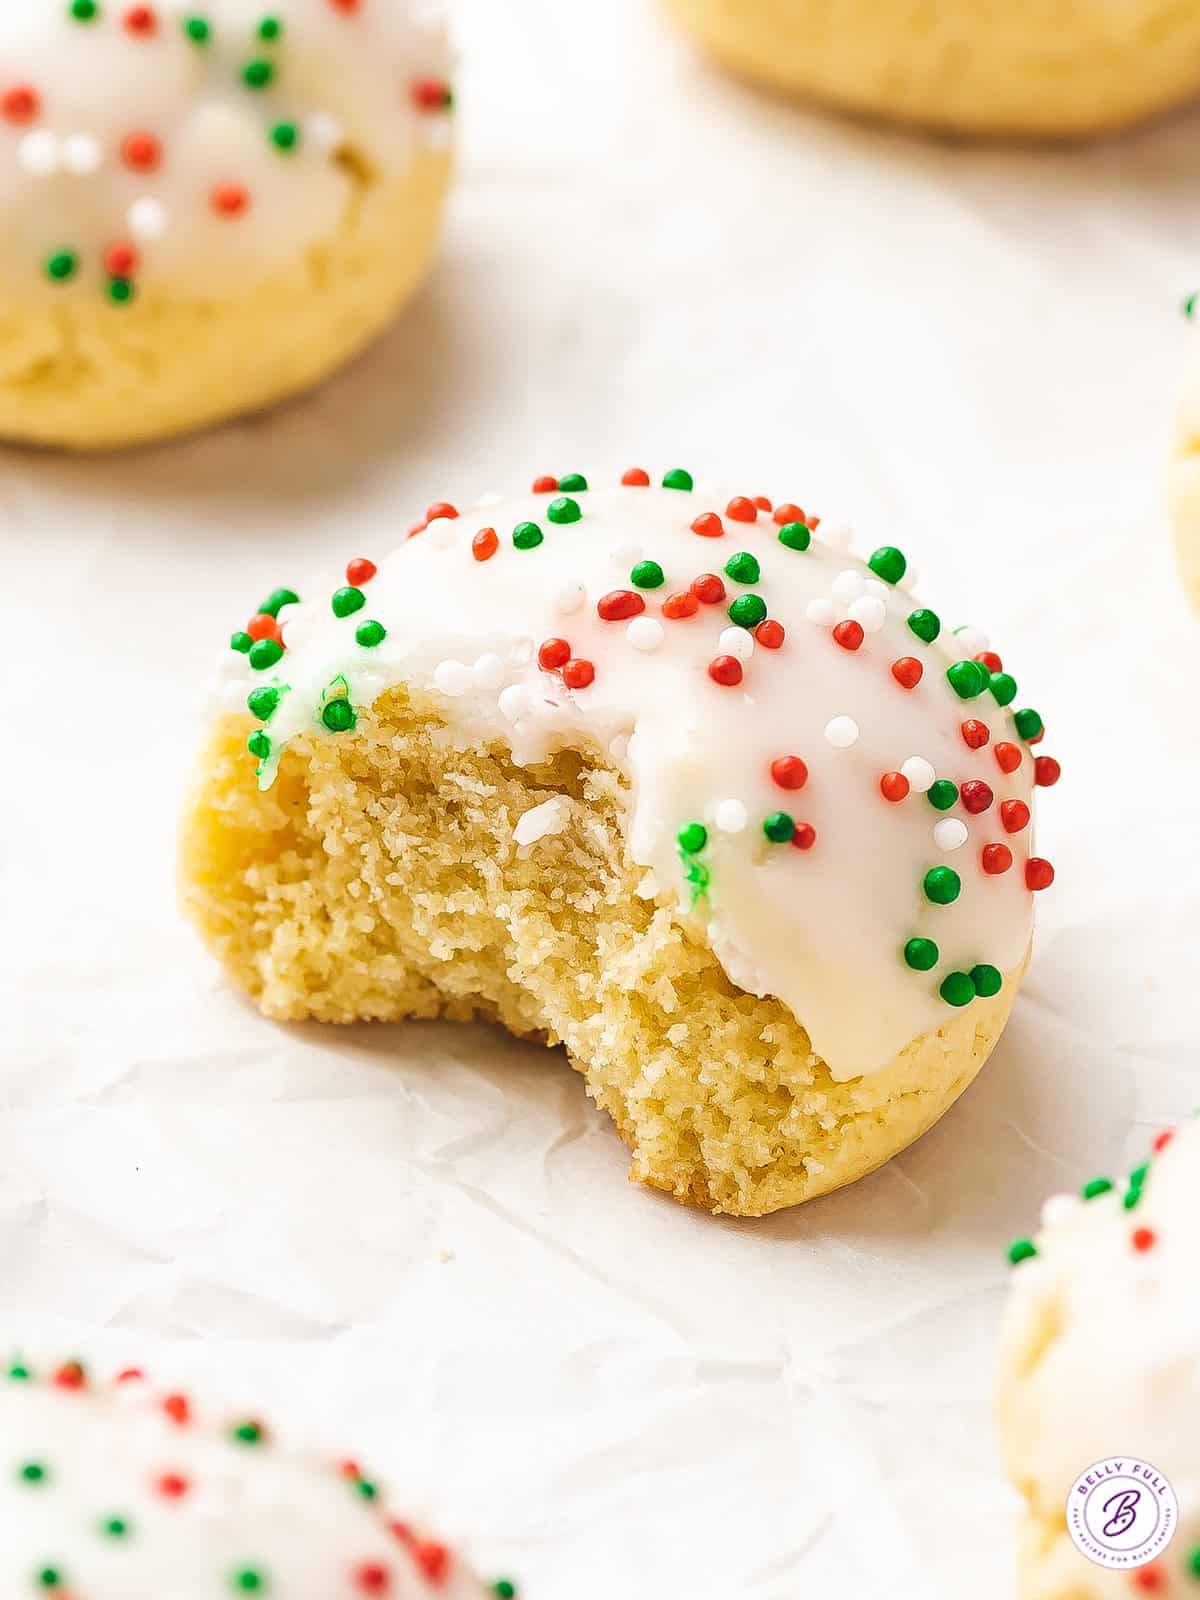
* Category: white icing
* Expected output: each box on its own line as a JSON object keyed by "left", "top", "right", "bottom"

{"left": 0, "top": 1364, "right": 490, "bottom": 1597}
{"left": 214, "top": 479, "right": 1046, "bottom": 1079}
{"left": 0, "top": 0, "right": 451, "bottom": 300}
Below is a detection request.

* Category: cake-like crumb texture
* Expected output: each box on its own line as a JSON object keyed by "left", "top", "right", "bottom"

{"left": 666, "top": 0, "right": 1200, "bottom": 138}
{"left": 182, "top": 688, "right": 1021, "bottom": 1216}
{"left": 0, "top": 149, "right": 449, "bottom": 451}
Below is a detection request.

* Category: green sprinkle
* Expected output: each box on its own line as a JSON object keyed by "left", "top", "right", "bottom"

{"left": 259, "top": 587, "right": 298, "bottom": 617}
{"left": 331, "top": 586, "right": 366, "bottom": 618}
{"left": 1007, "top": 1238, "right": 1038, "bottom": 1267}
{"left": 45, "top": 250, "right": 78, "bottom": 283}
{"left": 970, "top": 964, "right": 1003, "bottom": 998}
{"left": 8, "top": 1364, "right": 31, "bottom": 1382}
{"left": 69, "top": 0, "right": 98, "bottom": 18}
{"left": 231, "top": 631, "right": 253, "bottom": 654}
{"left": 242, "top": 58, "right": 273, "bottom": 89}
{"left": 321, "top": 699, "right": 356, "bottom": 734}
{"left": 557, "top": 472, "right": 588, "bottom": 492}
{"left": 512, "top": 522, "right": 543, "bottom": 550}
{"left": 1123, "top": 1184, "right": 1144, "bottom": 1211}
{"left": 677, "top": 821, "right": 707, "bottom": 854}
{"left": 248, "top": 638, "right": 283, "bottom": 671}
{"left": 724, "top": 551, "right": 760, "bottom": 585}
{"left": 927, "top": 780, "right": 958, "bottom": 811}
{"left": 989, "top": 672, "right": 1017, "bottom": 706}
{"left": 37, "top": 1568, "right": 63, "bottom": 1590}
{"left": 270, "top": 121, "right": 298, "bottom": 152}
{"left": 939, "top": 971, "right": 975, "bottom": 1008}
{"left": 183, "top": 15, "right": 210, "bottom": 43}
{"left": 777, "top": 521, "right": 811, "bottom": 552}
{"left": 257, "top": 14, "right": 282, "bottom": 38}
{"left": 946, "top": 660, "right": 988, "bottom": 700}
{"left": 247, "top": 686, "right": 279, "bottom": 721}
{"left": 903, "top": 937, "right": 939, "bottom": 972}
{"left": 354, "top": 1479, "right": 377, "bottom": 1501}
{"left": 1081, "top": 1177, "right": 1113, "bottom": 1200}
{"left": 661, "top": 468, "right": 693, "bottom": 491}
{"left": 1187, "top": 1543, "right": 1200, "bottom": 1577}
{"left": 907, "top": 608, "right": 941, "bottom": 644}
{"left": 247, "top": 731, "right": 270, "bottom": 761}
{"left": 547, "top": 496, "right": 581, "bottom": 525}
{"left": 355, "top": 620, "right": 387, "bottom": 648}
{"left": 728, "top": 594, "right": 767, "bottom": 630}
{"left": 868, "top": 546, "right": 906, "bottom": 585}
{"left": 630, "top": 560, "right": 665, "bottom": 589}
{"left": 231, "top": 1422, "right": 264, "bottom": 1445}
{"left": 232, "top": 1569, "right": 265, "bottom": 1593}
{"left": 107, "top": 277, "right": 134, "bottom": 305}
{"left": 923, "top": 866, "right": 961, "bottom": 905}
{"left": 19, "top": 1463, "right": 47, "bottom": 1485}
{"left": 1128, "top": 1161, "right": 1150, "bottom": 1190}
{"left": 100, "top": 1517, "right": 130, "bottom": 1539}
{"left": 492, "top": 1584, "right": 518, "bottom": 1599}
{"left": 1014, "top": 708, "right": 1044, "bottom": 742}
{"left": 762, "top": 810, "right": 795, "bottom": 844}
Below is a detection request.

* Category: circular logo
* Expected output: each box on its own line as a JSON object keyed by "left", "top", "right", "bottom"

{"left": 1067, "top": 1458, "right": 1178, "bottom": 1570}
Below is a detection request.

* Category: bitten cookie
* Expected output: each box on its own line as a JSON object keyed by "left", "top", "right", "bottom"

{"left": 0, "top": 0, "right": 452, "bottom": 449}
{"left": 182, "top": 468, "right": 1058, "bottom": 1216}
{"left": 998, "top": 1120, "right": 1200, "bottom": 1597}
{"left": 665, "top": 0, "right": 1200, "bottom": 138}
{"left": 0, "top": 1355, "right": 509, "bottom": 1598}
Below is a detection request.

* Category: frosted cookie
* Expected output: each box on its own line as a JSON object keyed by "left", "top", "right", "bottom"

{"left": 0, "top": 0, "right": 452, "bottom": 449}
{"left": 998, "top": 1120, "right": 1200, "bottom": 1597}
{"left": 1171, "top": 310, "right": 1200, "bottom": 608}
{"left": 0, "top": 1355, "right": 511, "bottom": 1597}
{"left": 182, "top": 468, "right": 1058, "bottom": 1216}
{"left": 665, "top": 0, "right": 1200, "bottom": 138}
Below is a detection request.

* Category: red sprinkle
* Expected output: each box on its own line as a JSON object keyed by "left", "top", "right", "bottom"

{"left": 532, "top": 476, "right": 558, "bottom": 494}
{"left": 54, "top": 1363, "right": 86, "bottom": 1391}
{"left": 115, "top": 1369, "right": 145, "bottom": 1384}
{"left": 974, "top": 650, "right": 1003, "bottom": 674}
{"left": 211, "top": 182, "right": 249, "bottom": 217}
{"left": 691, "top": 573, "right": 726, "bottom": 605}
{"left": 1133, "top": 1567, "right": 1167, "bottom": 1594}
{"left": 425, "top": 501, "right": 458, "bottom": 522}
{"left": 1153, "top": 1130, "right": 1175, "bottom": 1154}
{"left": 773, "top": 503, "right": 804, "bottom": 525}
{"left": 104, "top": 241, "right": 140, "bottom": 279}
{"left": 1132, "top": 1227, "right": 1157, "bottom": 1253}
{"left": 1000, "top": 799, "right": 1030, "bottom": 833}
{"left": 122, "top": 131, "right": 162, "bottom": 172}
{"left": 340, "top": 1461, "right": 362, "bottom": 1481}
{"left": 621, "top": 467, "right": 651, "bottom": 487}
{"left": 123, "top": 4, "right": 158, "bottom": 33}
{"left": 832, "top": 620, "right": 864, "bottom": 652}
{"left": 597, "top": 589, "right": 645, "bottom": 622}
{"left": 691, "top": 512, "right": 724, "bottom": 539}
{"left": 328, "top": 0, "right": 363, "bottom": 12}
{"left": 411, "top": 77, "right": 451, "bottom": 111}
{"left": 891, "top": 657, "right": 923, "bottom": 689}
{"left": 345, "top": 557, "right": 377, "bottom": 586}
{"left": 960, "top": 718, "right": 990, "bottom": 750}
{"left": 982, "top": 844, "right": 1013, "bottom": 876}
{"left": 994, "top": 742, "right": 1022, "bottom": 775}
{"left": 725, "top": 496, "right": 758, "bottom": 523}
{"left": 562, "top": 658, "right": 594, "bottom": 690}
{"left": 162, "top": 1394, "right": 191, "bottom": 1426}
{"left": 662, "top": 591, "right": 699, "bottom": 620}
{"left": 708, "top": 655, "right": 743, "bottom": 687}
{"left": 770, "top": 755, "right": 808, "bottom": 791}
{"left": 880, "top": 771, "right": 910, "bottom": 803}
{"left": 415, "top": 1543, "right": 450, "bottom": 1582}
{"left": 157, "top": 1473, "right": 190, "bottom": 1499}
{"left": 755, "top": 619, "right": 785, "bottom": 649}
{"left": 1025, "top": 857, "right": 1054, "bottom": 891}
{"left": 1, "top": 85, "right": 40, "bottom": 125}
{"left": 790, "top": 822, "right": 817, "bottom": 850}
{"left": 352, "top": 1563, "right": 392, "bottom": 1595}
{"left": 246, "top": 612, "right": 281, "bottom": 643}
{"left": 753, "top": 495, "right": 772, "bottom": 512}
{"left": 960, "top": 780, "right": 994, "bottom": 815}
{"left": 1034, "top": 755, "right": 1061, "bottom": 788}
{"left": 537, "top": 637, "right": 571, "bottom": 671}
{"left": 471, "top": 527, "right": 498, "bottom": 562}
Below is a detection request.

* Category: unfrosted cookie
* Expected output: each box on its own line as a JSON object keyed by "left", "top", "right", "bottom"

{"left": 665, "top": 0, "right": 1200, "bottom": 138}
{"left": 181, "top": 468, "right": 1058, "bottom": 1216}
{"left": 0, "top": 0, "right": 452, "bottom": 449}
{"left": 998, "top": 1119, "right": 1200, "bottom": 1597}
{"left": 0, "top": 1355, "right": 509, "bottom": 1597}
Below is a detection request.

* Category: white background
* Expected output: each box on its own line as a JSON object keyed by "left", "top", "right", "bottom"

{"left": 3, "top": 2, "right": 1200, "bottom": 1595}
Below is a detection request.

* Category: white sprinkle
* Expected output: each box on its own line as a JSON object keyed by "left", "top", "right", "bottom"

{"left": 864, "top": 578, "right": 890, "bottom": 601}
{"left": 306, "top": 112, "right": 344, "bottom": 153}
{"left": 433, "top": 659, "right": 473, "bottom": 697}
{"left": 832, "top": 569, "right": 865, "bottom": 605}
{"left": 498, "top": 685, "right": 528, "bottom": 721}
{"left": 714, "top": 799, "right": 748, "bottom": 833}
{"left": 954, "top": 625, "right": 989, "bottom": 654}
{"left": 474, "top": 490, "right": 505, "bottom": 509}
{"left": 820, "top": 519, "right": 853, "bottom": 551}
{"left": 848, "top": 595, "right": 887, "bottom": 634}
{"left": 824, "top": 716, "right": 860, "bottom": 749}
{"left": 18, "top": 130, "right": 59, "bottom": 176}
{"left": 514, "top": 797, "right": 569, "bottom": 848}
{"left": 61, "top": 133, "right": 102, "bottom": 175}
{"left": 900, "top": 756, "right": 936, "bottom": 792}
{"left": 610, "top": 540, "right": 642, "bottom": 568}
{"left": 806, "top": 598, "right": 837, "bottom": 627}
{"left": 1041, "top": 1193, "right": 1079, "bottom": 1229}
{"left": 609, "top": 734, "right": 630, "bottom": 762}
{"left": 627, "top": 616, "right": 664, "bottom": 651}
{"left": 425, "top": 515, "right": 457, "bottom": 550}
{"left": 128, "top": 196, "right": 168, "bottom": 240}
{"left": 552, "top": 581, "right": 585, "bottom": 616}
{"left": 933, "top": 818, "right": 968, "bottom": 851}
{"left": 718, "top": 625, "right": 755, "bottom": 661}
{"left": 472, "top": 653, "right": 505, "bottom": 689}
